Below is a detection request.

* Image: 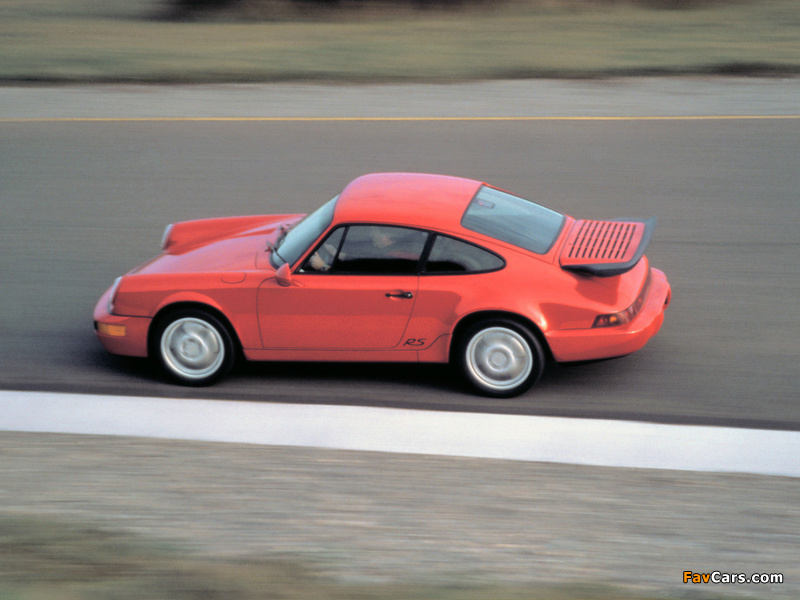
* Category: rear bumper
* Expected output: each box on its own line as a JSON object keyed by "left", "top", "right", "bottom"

{"left": 93, "top": 287, "right": 151, "bottom": 358}
{"left": 546, "top": 268, "right": 671, "bottom": 363}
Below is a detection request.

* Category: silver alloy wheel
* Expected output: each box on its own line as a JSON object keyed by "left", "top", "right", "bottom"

{"left": 465, "top": 326, "right": 533, "bottom": 392}
{"left": 160, "top": 317, "right": 225, "bottom": 381}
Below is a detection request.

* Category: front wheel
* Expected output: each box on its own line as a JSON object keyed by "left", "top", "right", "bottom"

{"left": 457, "top": 319, "right": 545, "bottom": 398}
{"left": 153, "top": 309, "right": 235, "bottom": 386}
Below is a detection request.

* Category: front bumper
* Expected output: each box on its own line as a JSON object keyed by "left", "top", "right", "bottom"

{"left": 546, "top": 268, "right": 671, "bottom": 363}
{"left": 93, "top": 286, "right": 151, "bottom": 358}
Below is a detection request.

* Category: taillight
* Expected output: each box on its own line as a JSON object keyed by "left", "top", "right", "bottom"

{"left": 593, "top": 307, "right": 635, "bottom": 328}
{"left": 593, "top": 272, "right": 650, "bottom": 328}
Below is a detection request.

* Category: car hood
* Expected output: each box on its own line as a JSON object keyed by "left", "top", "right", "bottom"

{"left": 131, "top": 214, "right": 302, "bottom": 275}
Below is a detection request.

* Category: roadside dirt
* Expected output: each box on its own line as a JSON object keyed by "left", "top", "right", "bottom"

{"left": 1, "top": 432, "right": 797, "bottom": 597}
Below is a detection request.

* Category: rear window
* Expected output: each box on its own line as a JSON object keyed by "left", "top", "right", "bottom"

{"left": 461, "top": 186, "right": 565, "bottom": 254}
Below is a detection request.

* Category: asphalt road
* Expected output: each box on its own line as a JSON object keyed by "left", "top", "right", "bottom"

{"left": 2, "top": 80, "right": 799, "bottom": 429}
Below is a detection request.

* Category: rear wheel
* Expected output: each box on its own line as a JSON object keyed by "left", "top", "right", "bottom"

{"left": 154, "top": 309, "right": 235, "bottom": 386}
{"left": 457, "top": 318, "right": 544, "bottom": 398}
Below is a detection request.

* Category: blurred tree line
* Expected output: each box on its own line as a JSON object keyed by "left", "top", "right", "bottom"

{"left": 164, "top": 0, "right": 716, "bottom": 19}
{"left": 166, "top": 0, "right": 475, "bottom": 15}
{"left": 172, "top": 0, "right": 474, "bottom": 8}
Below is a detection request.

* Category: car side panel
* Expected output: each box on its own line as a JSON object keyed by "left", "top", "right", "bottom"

{"left": 406, "top": 271, "right": 532, "bottom": 349}
{"left": 257, "top": 274, "right": 419, "bottom": 350}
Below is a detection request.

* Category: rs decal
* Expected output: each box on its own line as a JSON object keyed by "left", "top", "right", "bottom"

{"left": 404, "top": 338, "right": 427, "bottom": 347}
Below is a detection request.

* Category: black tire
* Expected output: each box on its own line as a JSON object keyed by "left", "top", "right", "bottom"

{"left": 152, "top": 309, "right": 236, "bottom": 386}
{"left": 456, "top": 318, "right": 545, "bottom": 398}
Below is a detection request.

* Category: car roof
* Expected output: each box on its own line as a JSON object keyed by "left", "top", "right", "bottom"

{"left": 333, "top": 173, "right": 484, "bottom": 232}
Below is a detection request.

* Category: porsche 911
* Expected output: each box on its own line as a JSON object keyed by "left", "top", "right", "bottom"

{"left": 94, "top": 172, "right": 671, "bottom": 397}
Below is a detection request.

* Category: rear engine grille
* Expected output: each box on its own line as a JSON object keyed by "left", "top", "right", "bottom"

{"left": 564, "top": 220, "right": 645, "bottom": 263}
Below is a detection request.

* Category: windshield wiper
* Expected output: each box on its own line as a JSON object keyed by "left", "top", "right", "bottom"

{"left": 270, "top": 224, "right": 290, "bottom": 264}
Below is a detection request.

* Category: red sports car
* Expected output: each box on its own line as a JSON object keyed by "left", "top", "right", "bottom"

{"left": 94, "top": 173, "right": 671, "bottom": 397}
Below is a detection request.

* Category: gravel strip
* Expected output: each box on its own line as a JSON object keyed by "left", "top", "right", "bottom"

{"left": 1, "top": 432, "right": 798, "bottom": 597}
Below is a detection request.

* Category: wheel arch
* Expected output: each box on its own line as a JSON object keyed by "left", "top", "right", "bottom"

{"left": 148, "top": 301, "right": 243, "bottom": 358}
{"left": 450, "top": 310, "right": 553, "bottom": 363}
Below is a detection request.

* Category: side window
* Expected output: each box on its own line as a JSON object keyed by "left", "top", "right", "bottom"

{"left": 423, "top": 235, "right": 505, "bottom": 274}
{"left": 334, "top": 225, "right": 428, "bottom": 275}
{"left": 299, "top": 227, "right": 345, "bottom": 273}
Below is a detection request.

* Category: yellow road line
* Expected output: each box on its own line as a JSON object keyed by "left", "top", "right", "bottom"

{"left": 2, "top": 115, "right": 800, "bottom": 123}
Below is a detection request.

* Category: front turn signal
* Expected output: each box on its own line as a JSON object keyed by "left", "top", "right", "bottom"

{"left": 96, "top": 322, "right": 127, "bottom": 337}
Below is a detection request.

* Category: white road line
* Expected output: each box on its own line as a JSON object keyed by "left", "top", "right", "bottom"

{"left": 2, "top": 390, "right": 799, "bottom": 478}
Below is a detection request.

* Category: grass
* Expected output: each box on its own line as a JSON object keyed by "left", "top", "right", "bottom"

{"left": 0, "top": 0, "right": 798, "bottom": 82}
{"left": 0, "top": 513, "right": 763, "bottom": 600}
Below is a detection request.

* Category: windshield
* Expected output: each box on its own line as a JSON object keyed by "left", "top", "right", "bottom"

{"left": 271, "top": 196, "right": 338, "bottom": 268}
{"left": 461, "top": 186, "right": 565, "bottom": 254}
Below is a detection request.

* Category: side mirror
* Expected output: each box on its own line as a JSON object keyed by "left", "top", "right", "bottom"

{"left": 275, "top": 263, "right": 293, "bottom": 287}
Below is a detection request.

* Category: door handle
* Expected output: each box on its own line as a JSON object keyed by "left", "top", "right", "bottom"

{"left": 385, "top": 291, "right": 413, "bottom": 299}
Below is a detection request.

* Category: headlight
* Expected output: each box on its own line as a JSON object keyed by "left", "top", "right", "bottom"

{"left": 161, "top": 224, "right": 174, "bottom": 251}
{"left": 107, "top": 276, "right": 123, "bottom": 315}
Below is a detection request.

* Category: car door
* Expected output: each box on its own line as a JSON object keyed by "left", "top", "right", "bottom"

{"left": 257, "top": 225, "right": 428, "bottom": 350}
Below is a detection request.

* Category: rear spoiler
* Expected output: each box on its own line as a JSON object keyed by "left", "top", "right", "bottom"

{"left": 559, "top": 217, "right": 656, "bottom": 277}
